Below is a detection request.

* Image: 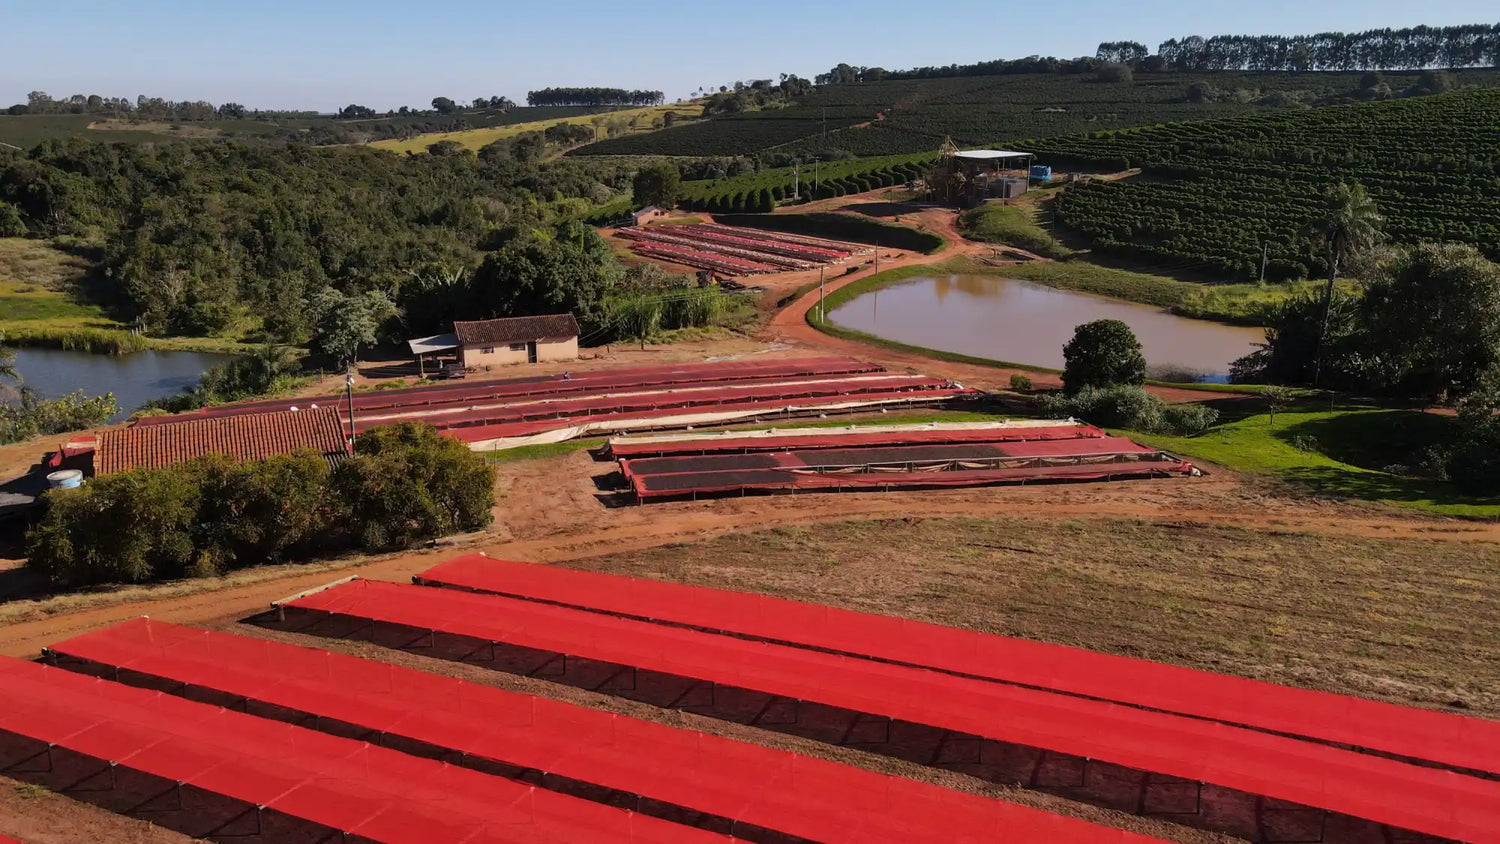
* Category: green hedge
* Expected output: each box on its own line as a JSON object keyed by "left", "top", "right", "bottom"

{"left": 27, "top": 422, "right": 496, "bottom": 588}
{"left": 716, "top": 213, "right": 946, "bottom": 254}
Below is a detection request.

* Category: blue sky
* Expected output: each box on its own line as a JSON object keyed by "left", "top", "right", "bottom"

{"left": 2, "top": 0, "right": 1495, "bottom": 111}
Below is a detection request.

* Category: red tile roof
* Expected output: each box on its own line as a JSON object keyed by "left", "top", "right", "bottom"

{"left": 453, "top": 314, "right": 579, "bottom": 346}
{"left": 97, "top": 407, "right": 346, "bottom": 475}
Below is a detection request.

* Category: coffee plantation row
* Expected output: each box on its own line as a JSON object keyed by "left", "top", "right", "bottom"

{"left": 1032, "top": 89, "right": 1500, "bottom": 279}
{"left": 677, "top": 153, "right": 934, "bottom": 212}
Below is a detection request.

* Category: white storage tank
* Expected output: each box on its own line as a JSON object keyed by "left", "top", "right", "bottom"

{"left": 46, "top": 469, "right": 84, "bottom": 489}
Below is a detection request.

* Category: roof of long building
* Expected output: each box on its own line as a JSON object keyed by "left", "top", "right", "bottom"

{"left": 97, "top": 406, "right": 346, "bottom": 475}
{"left": 453, "top": 313, "right": 579, "bottom": 346}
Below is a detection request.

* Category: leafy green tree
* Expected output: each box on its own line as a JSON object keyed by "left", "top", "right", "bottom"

{"left": 1231, "top": 291, "right": 1359, "bottom": 387}
{"left": 1261, "top": 385, "right": 1294, "bottom": 426}
{"left": 1307, "top": 183, "right": 1382, "bottom": 385}
{"left": 1357, "top": 243, "right": 1500, "bottom": 401}
{"left": 309, "top": 288, "right": 396, "bottom": 367}
{"left": 0, "top": 201, "right": 24, "bottom": 236}
{"left": 427, "top": 140, "right": 468, "bottom": 157}
{"left": 329, "top": 423, "right": 495, "bottom": 551}
{"left": 1062, "top": 319, "right": 1146, "bottom": 393}
{"left": 193, "top": 451, "right": 332, "bottom": 570}
{"left": 632, "top": 162, "right": 682, "bottom": 209}
{"left": 431, "top": 96, "right": 457, "bottom": 114}
{"left": 27, "top": 465, "right": 201, "bottom": 586}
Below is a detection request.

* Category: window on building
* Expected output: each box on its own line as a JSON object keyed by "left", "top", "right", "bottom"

{"left": 482, "top": 346, "right": 495, "bottom": 354}
{"left": 509, "top": 342, "right": 527, "bottom": 352}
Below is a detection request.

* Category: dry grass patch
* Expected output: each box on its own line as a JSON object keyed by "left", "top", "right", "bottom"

{"left": 575, "top": 516, "right": 1500, "bottom": 716}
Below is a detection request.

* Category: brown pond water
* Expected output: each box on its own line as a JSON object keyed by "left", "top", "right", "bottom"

{"left": 827, "top": 275, "right": 1266, "bottom": 381}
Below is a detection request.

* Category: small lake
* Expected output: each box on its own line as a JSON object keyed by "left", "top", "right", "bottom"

{"left": 12, "top": 348, "right": 237, "bottom": 422}
{"left": 828, "top": 275, "right": 1266, "bottom": 381}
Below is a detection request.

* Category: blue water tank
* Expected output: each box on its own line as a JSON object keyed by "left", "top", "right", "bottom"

{"left": 1030, "top": 165, "right": 1053, "bottom": 181}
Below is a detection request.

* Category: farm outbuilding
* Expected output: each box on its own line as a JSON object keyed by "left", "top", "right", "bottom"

{"left": 630, "top": 206, "right": 667, "bottom": 226}
{"left": 932, "top": 143, "right": 1037, "bottom": 206}
{"left": 453, "top": 313, "right": 579, "bottom": 369}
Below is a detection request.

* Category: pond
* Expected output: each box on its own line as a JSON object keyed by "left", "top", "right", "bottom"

{"left": 827, "top": 275, "right": 1266, "bottom": 382}
{"left": 12, "top": 348, "right": 237, "bottom": 422}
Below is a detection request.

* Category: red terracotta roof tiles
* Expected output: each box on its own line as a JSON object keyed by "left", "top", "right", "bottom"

{"left": 97, "top": 407, "right": 346, "bottom": 475}
{"left": 452, "top": 314, "right": 579, "bottom": 346}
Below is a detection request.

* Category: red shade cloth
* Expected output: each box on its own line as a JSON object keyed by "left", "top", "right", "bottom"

{"left": 0, "top": 657, "right": 727, "bottom": 844}
{"left": 287, "top": 579, "right": 1500, "bottom": 844}
{"left": 48, "top": 618, "right": 1165, "bottom": 844}
{"left": 417, "top": 555, "right": 1500, "bottom": 779}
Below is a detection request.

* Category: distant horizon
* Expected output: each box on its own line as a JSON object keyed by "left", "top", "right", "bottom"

{"left": 2, "top": 1, "right": 1495, "bottom": 112}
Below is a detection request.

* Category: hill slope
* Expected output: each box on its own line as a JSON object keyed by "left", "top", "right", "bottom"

{"left": 571, "top": 69, "right": 1500, "bottom": 158}
{"left": 1029, "top": 89, "right": 1500, "bottom": 279}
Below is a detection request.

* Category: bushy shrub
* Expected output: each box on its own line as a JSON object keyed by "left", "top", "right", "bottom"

{"left": 1161, "top": 402, "right": 1220, "bottom": 436}
{"left": 330, "top": 423, "right": 495, "bottom": 552}
{"left": 1037, "top": 384, "right": 1218, "bottom": 435}
{"left": 1009, "top": 373, "right": 1033, "bottom": 392}
{"left": 27, "top": 465, "right": 202, "bottom": 586}
{"left": 0, "top": 388, "right": 119, "bottom": 444}
{"left": 27, "top": 424, "right": 495, "bottom": 587}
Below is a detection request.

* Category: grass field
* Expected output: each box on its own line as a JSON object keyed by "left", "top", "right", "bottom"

{"left": 370, "top": 104, "right": 699, "bottom": 154}
{"left": 0, "top": 238, "right": 259, "bottom": 354}
{"left": 959, "top": 203, "right": 1074, "bottom": 259}
{"left": 580, "top": 515, "right": 1500, "bottom": 716}
{"left": 1134, "top": 404, "right": 1500, "bottom": 518}
{"left": 0, "top": 239, "right": 124, "bottom": 337}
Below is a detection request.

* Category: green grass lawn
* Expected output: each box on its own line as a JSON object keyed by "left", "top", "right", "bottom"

{"left": 959, "top": 203, "right": 1073, "bottom": 259}
{"left": 1132, "top": 405, "right": 1500, "bottom": 518}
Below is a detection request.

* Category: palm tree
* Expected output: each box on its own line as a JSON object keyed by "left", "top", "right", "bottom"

{"left": 1307, "top": 182, "right": 1382, "bottom": 385}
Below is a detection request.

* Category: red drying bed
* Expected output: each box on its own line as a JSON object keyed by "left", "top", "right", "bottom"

{"left": 620, "top": 437, "right": 1153, "bottom": 480}
{"left": 354, "top": 375, "right": 952, "bottom": 431}
{"left": 283, "top": 579, "right": 1500, "bottom": 843}
{"left": 135, "top": 357, "right": 882, "bottom": 426}
{"left": 420, "top": 388, "right": 976, "bottom": 444}
{"left": 417, "top": 556, "right": 1500, "bottom": 779}
{"left": 622, "top": 436, "right": 1186, "bottom": 499}
{"left": 628, "top": 458, "right": 1191, "bottom": 499}
{"left": 47, "top": 619, "right": 1166, "bottom": 844}
{"left": 605, "top": 424, "right": 1108, "bottom": 458}
{"left": 696, "top": 224, "right": 873, "bottom": 254}
{"left": 0, "top": 656, "right": 723, "bottom": 844}
{"left": 358, "top": 381, "right": 962, "bottom": 436}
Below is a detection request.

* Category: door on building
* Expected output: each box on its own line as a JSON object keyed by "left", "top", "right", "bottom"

{"left": 527, "top": 341, "right": 538, "bottom": 363}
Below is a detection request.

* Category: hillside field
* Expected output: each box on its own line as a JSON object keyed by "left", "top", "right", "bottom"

{"left": 571, "top": 69, "right": 1500, "bottom": 158}
{"left": 0, "top": 105, "right": 626, "bottom": 149}
{"left": 370, "top": 103, "right": 701, "bottom": 154}
{"left": 1034, "top": 88, "right": 1500, "bottom": 278}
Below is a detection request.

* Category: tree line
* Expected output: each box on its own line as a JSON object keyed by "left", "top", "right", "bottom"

{"left": 526, "top": 87, "right": 665, "bottom": 107}
{"left": 28, "top": 423, "right": 495, "bottom": 587}
{"left": 1155, "top": 24, "right": 1500, "bottom": 72}
{"left": 7, "top": 91, "right": 260, "bottom": 120}
{"left": 812, "top": 22, "right": 1499, "bottom": 87}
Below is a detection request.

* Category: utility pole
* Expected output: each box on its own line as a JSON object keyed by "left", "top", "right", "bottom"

{"left": 793, "top": 162, "right": 800, "bottom": 200}
{"left": 818, "top": 266, "right": 825, "bottom": 321}
{"left": 1260, "top": 242, "right": 1269, "bottom": 283}
{"left": 345, "top": 364, "right": 357, "bottom": 452}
